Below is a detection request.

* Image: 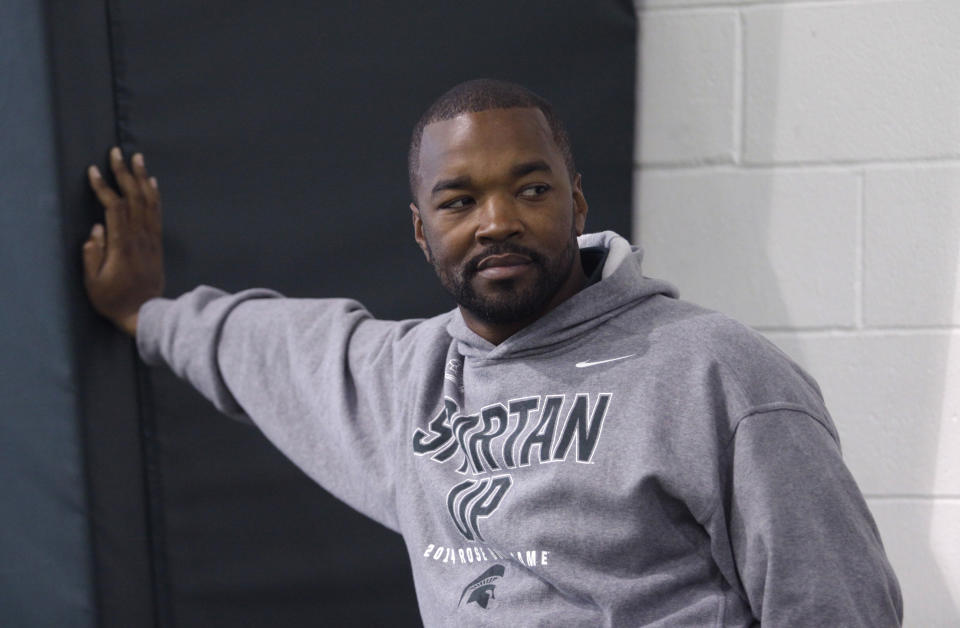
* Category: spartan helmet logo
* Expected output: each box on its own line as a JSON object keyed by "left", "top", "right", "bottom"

{"left": 458, "top": 564, "right": 506, "bottom": 610}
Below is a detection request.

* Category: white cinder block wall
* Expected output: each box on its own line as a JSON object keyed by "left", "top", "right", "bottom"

{"left": 632, "top": 0, "right": 960, "bottom": 625}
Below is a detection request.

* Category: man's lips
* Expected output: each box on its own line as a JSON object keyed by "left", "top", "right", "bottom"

{"left": 476, "top": 253, "right": 533, "bottom": 280}
{"left": 477, "top": 253, "right": 531, "bottom": 270}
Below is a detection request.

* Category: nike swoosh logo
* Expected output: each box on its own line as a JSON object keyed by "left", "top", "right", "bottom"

{"left": 575, "top": 354, "right": 636, "bottom": 368}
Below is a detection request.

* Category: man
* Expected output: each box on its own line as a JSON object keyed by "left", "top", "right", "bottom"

{"left": 83, "top": 79, "right": 902, "bottom": 626}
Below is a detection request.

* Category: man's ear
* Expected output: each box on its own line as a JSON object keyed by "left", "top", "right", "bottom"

{"left": 410, "top": 203, "right": 431, "bottom": 261}
{"left": 572, "top": 173, "right": 588, "bottom": 236}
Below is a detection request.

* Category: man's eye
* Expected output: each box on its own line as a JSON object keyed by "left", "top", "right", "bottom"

{"left": 519, "top": 184, "right": 550, "bottom": 198}
{"left": 440, "top": 197, "right": 472, "bottom": 209}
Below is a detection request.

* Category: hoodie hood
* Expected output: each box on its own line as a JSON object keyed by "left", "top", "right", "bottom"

{"left": 445, "top": 231, "right": 678, "bottom": 360}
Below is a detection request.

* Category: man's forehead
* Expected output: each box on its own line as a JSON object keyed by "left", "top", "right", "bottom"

{"left": 421, "top": 107, "right": 551, "bottom": 144}
{"left": 418, "top": 107, "right": 559, "bottom": 178}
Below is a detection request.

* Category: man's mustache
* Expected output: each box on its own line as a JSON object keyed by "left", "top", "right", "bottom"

{"left": 464, "top": 243, "right": 545, "bottom": 275}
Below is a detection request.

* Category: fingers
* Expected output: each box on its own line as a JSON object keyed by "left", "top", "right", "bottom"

{"left": 87, "top": 165, "right": 118, "bottom": 207}
{"left": 147, "top": 176, "right": 163, "bottom": 234}
{"left": 131, "top": 152, "right": 153, "bottom": 201}
{"left": 88, "top": 147, "right": 164, "bottom": 242}
{"left": 131, "top": 152, "right": 162, "bottom": 234}
{"left": 82, "top": 223, "right": 106, "bottom": 279}
{"left": 88, "top": 162, "right": 127, "bottom": 248}
{"left": 110, "top": 146, "right": 143, "bottom": 205}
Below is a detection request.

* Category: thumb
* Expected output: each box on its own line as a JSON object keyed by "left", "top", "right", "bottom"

{"left": 82, "top": 223, "right": 106, "bottom": 278}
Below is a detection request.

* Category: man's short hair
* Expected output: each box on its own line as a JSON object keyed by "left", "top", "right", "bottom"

{"left": 408, "top": 79, "right": 577, "bottom": 202}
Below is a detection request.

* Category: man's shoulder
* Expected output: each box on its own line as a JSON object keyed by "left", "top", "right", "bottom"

{"left": 613, "top": 295, "right": 828, "bottom": 416}
{"left": 613, "top": 294, "right": 770, "bottom": 356}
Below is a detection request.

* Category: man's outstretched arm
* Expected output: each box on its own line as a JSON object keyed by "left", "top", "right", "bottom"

{"left": 83, "top": 146, "right": 165, "bottom": 335}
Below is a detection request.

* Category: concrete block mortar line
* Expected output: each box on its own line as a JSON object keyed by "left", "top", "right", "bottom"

{"left": 634, "top": 156, "right": 738, "bottom": 170}
{"left": 638, "top": 0, "right": 918, "bottom": 15}
{"left": 637, "top": 3, "right": 744, "bottom": 17}
{"left": 855, "top": 169, "right": 865, "bottom": 330}
{"left": 634, "top": 162, "right": 858, "bottom": 177}
{"left": 636, "top": 157, "right": 960, "bottom": 174}
{"left": 734, "top": 7, "right": 745, "bottom": 166}
{"left": 738, "top": 155, "right": 960, "bottom": 170}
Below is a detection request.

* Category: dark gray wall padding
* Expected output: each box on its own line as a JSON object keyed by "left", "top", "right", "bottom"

{"left": 1, "top": 1, "right": 636, "bottom": 626}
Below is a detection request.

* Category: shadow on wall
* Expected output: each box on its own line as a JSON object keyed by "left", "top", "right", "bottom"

{"left": 935, "top": 276, "right": 960, "bottom": 620}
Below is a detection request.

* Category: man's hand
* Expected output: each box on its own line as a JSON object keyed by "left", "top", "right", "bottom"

{"left": 83, "top": 147, "right": 165, "bottom": 337}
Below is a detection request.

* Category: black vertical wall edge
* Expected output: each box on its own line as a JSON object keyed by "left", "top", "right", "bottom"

{"left": 103, "top": 0, "right": 135, "bottom": 152}
{"left": 104, "top": 0, "right": 171, "bottom": 623}
{"left": 135, "top": 347, "right": 172, "bottom": 628}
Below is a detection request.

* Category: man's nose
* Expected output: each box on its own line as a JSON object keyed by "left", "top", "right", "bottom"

{"left": 475, "top": 194, "right": 523, "bottom": 243}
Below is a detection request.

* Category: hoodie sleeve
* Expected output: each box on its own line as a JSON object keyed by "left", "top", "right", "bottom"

{"left": 724, "top": 409, "right": 903, "bottom": 627}
{"left": 136, "top": 284, "right": 413, "bottom": 531}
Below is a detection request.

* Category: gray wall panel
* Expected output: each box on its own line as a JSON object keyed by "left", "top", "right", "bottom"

{"left": 0, "top": 1, "right": 96, "bottom": 625}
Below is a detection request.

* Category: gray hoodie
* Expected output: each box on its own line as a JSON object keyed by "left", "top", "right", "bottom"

{"left": 138, "top": 231, "right": 902, "bottom": 627}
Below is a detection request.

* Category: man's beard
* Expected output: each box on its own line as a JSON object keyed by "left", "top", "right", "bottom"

{"left": 425, "top": 236, "right": 579, "bottom": 325}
